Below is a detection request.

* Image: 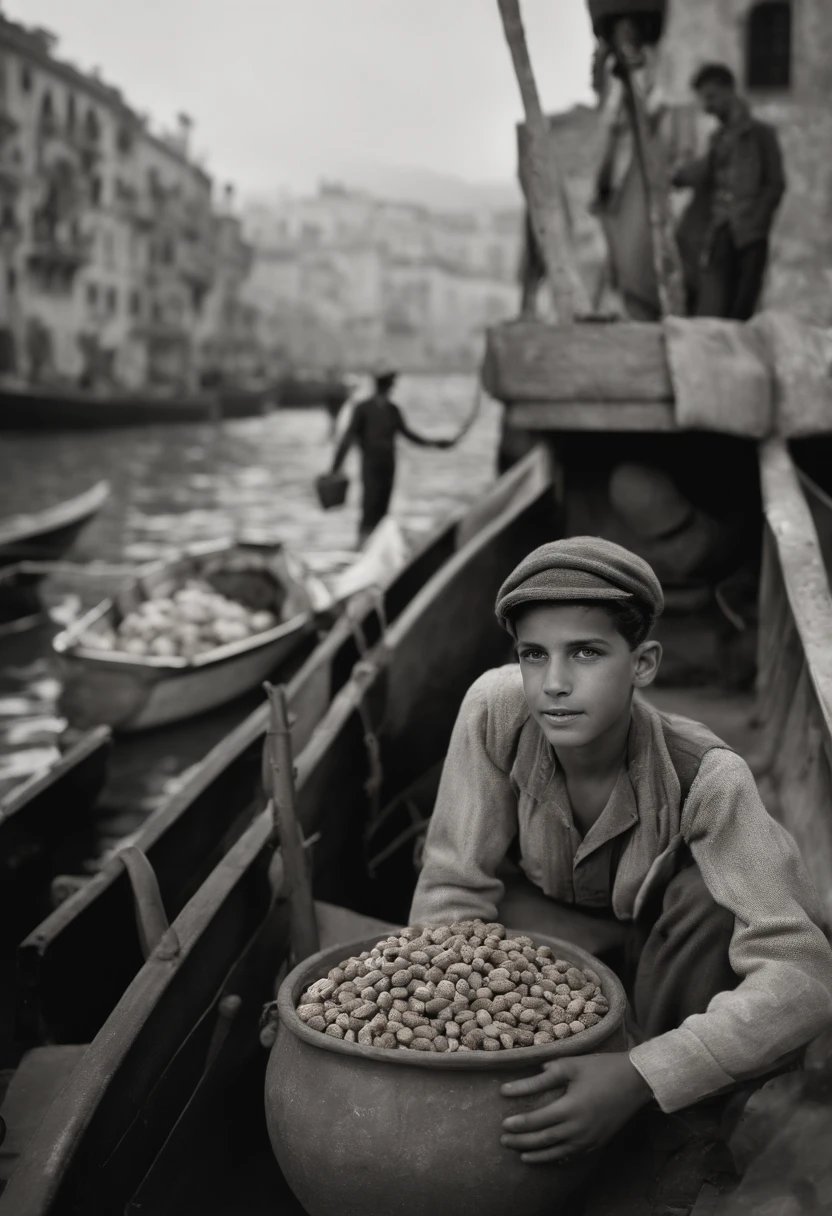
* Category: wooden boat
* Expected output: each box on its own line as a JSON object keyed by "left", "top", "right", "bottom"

{"left": 0, "top": 481, "right": 109, "bottom": 569}
{"left": 0, "top": 727, "right": 111, "bottom": 961}
{"left": 276, "top": 373, "right": 349, "bottom": 411}
{"left": 3, "top": 437, "right": 831, "bottom": 1214}
{"left": 219, "top": 388, "right": 276, "bottom": 419}
{"left": 0, "top": 384, "right": 220, "bottom": 431}
{"left": 13, "top": 448, "right": 552, "bottom": 1053}
{"left": 52, "top": 541, "right": 323, "bottom": 733}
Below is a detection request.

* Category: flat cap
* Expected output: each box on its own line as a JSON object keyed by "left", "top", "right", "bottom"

{"left": 495, "top": 536, "right": 664, "bottom": 634}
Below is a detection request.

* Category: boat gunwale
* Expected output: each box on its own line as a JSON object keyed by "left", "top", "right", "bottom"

{"left": 2, "top": 448, "right": 559, "bottom": 1207}
{"left": 759, "top": 437, "right": 832, "bottom": 737}
{"left": 0, "top": 725, "right": 111, "bottom": 820}
{"left": 0, "top": 480, "right": 110, "bottom": 551}
{"left": 0, "top": 807, "right": 276, "bottom": 1214}
{"left": 17, "top": 447, "right": 553, "bottom": 992}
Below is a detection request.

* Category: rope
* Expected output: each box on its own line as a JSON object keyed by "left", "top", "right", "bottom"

{"left": 345, "top": 593, "right": 390, "bottom": 851}
{"left": 446, "top": 380, "right": 483, "bottom": 449}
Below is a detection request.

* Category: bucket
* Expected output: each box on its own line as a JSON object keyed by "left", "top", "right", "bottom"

{"left": 266, "top": 931, "right": 627, "bottom": 1216}
{"left": 315, "top": 472, "right": 348, "bottom": 510}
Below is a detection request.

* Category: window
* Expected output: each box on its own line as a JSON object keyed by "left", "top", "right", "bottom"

{"left": 85, "top": 108, "right": 100, "bottom": 142}
{"left": 106, "top": 286, "right": 117, "bottom": 314}
{"left": 90, "top": 176, "right": 102, "bottom": 205}
{"left": 747, "top": 2, "right": 792, "bottom": 90}
{"left": 67, "top": 94, "right": 76, "bottom": 131}
{"left": 86, "top": 282, "right": 98, "bottom": 306}
{"left": 21, "top": 65, "right": 31, "bottom": 93}
{"left": 129, "top": 289, "right": 141, "bottom": 316}
{"left": 7, "top": 267, "right": 16, "bottom": 293}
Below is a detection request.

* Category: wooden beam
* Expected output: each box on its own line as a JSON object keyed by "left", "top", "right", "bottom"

{"left": 497, "top": 0, "right": 590, "bottom": 319}
{"left": 609, "top": 24, "right": 686, "bottom": 316}
{"left": 508, "top": 401, "right": 676, "bottom": 432}
{"left": 483, "top": 320, "right": 674, "bottom": 403}
{"left": 758, "top": 436, "right": 832, "bottom": 738}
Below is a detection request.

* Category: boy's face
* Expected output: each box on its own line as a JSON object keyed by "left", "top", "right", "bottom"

{"left": 514, "top": 603, "right": 661, "bottom": 752}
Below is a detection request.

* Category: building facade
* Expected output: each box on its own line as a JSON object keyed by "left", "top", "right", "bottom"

{"left": 0, "top": 15, "right": 258, "bottom": 391}
{"left": 242, "top": 184, "right": 521, "bottom": 372}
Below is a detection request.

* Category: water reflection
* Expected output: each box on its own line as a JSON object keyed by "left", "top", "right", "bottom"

{"left": 0, "top": 375, "right": 501, "bottom": 856}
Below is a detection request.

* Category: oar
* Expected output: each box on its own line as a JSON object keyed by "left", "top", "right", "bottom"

{"left": 263, "top": 682, "right": 320, "bottom": 963}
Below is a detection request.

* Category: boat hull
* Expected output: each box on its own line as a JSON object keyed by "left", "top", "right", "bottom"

{"left": 219, "top": 389, "right": 275, "bottom": 418}
{"left": 53, "top": 541, "right": 318, "bottom": 732}
{"left": 0, "top": 480, "right": 110, "bottom": 568}
{"left": 58, "top": 617, "right": 313, "bottom": 731}
{"left": 0, "top": 386, "right": 219, "bottom": 430}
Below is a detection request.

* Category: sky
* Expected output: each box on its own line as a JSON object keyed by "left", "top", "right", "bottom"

{"left": 9, "top": 0, "right": 595, "bottom": 200}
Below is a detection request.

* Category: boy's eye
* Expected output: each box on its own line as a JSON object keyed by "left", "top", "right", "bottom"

{"left": 575, "top": 647, "right": 601, "bottom": 659}
{"left": 518, "top": 647, "right": 546, "bottom": 663}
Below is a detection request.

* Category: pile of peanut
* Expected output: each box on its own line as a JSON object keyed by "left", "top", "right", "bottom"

{"left": 296, "top": 921, "right": 609, "bottom": 1053}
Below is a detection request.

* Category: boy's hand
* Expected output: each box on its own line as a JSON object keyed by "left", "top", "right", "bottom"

{"left": 500, "top": 1053, "right": 653, "bottom": 1164}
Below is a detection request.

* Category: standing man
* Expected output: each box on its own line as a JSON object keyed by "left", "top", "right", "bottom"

{"left": 672, "top": 63, "right": 786, "bottom": 320}
{"left": 330, "top": 362, "right": 452, "bottom": 547}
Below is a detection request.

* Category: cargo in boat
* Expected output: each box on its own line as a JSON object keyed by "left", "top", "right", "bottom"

{"left": 53, "top": 540, "right": 321, "bottom": 732}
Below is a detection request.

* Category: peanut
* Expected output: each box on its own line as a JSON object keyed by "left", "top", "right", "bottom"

{"left": 295, "top": 925, "right": 610, "bottom": 1054}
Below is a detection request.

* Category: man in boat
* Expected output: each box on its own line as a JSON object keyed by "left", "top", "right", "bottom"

{"left": 671, "top": 63, "right": 786, "bottom": 320}
{"left": 329, "top": 362, "right": 453, "bottom": 547}
{"left": 410, "top": 537, "right": 832, "bottom": 1175}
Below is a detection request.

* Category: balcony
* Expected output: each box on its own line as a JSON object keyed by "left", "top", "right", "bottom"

{"left": 178, "top": 243, "right": 215, "bottom": 292}
{"left": 27, "top": 227, "right": 93, "bottom": 274}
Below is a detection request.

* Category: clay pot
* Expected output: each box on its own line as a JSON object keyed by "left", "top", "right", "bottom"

{"left": 265, "top": 932, "right": 627, "bottom": 1216}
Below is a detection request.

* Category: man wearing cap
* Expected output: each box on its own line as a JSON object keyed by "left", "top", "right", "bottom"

{"left": 411, "top": 537, "right": 832, "bottom": 1173}
{"left": 330, "top": 363, "right": 452, "bottom": 547}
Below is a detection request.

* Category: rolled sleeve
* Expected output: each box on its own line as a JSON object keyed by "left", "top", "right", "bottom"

{"left": 630, "top": 750, "right": 832, "bottom": 1113}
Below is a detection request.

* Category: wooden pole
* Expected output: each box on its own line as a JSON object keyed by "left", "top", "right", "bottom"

{"left": 609, "top": 21, "right": 686, "bottom": 317}
{"left": 497, "top": 0, "right": 591, "bottom": 319}
{"left": 264, "top": 682, "right": 320, "bottom": 962}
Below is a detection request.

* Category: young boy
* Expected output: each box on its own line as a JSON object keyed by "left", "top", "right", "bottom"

{"left": 410, "top": 537, "right": 832, "bottom": 1165}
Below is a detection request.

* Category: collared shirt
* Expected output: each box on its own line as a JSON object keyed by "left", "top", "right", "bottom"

{"left": 411, "top": 665, "right": 832, "bottom": 1115}
{"left": 710, "top": 99, "right": 751, "bottom": 228}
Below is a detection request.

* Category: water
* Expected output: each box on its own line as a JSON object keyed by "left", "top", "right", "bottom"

{"left": 0, "top": 374, "right": 501, "bottom": 860}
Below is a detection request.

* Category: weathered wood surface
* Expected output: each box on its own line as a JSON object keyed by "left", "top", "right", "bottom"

{"left": 509, "top": 401, "right": 676, "bottom": 432}
{"left": 482, "top": 320, "right": 674, "bottom": 405}
{"left": 497, "top": 0, "right": 590, "bottom": 318}
{"left": 756, "top": 438, "right": 832, "bottom": 924}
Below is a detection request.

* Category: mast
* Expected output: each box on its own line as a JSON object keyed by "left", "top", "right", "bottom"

{"left": 497, "top": 0, "right": 591, "bottom": 320}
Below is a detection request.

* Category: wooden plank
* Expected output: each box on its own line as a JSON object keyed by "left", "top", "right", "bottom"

{"left": 496, "top": 0, "right": 589, "bottom": 318}
{"left": 758, "top": 438, "right": 832, "bottom": 739}
{"left": 482, "top": 320, "right": 674, "bottom": 404}
{"left": 508, "top": 401, "right": 676, "bottom": 432}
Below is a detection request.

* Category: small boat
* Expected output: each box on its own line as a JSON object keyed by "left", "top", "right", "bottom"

{"left": 219, "top": 388, "right": 276, "bottom": 419}
{"left": 0, "top": 384, "right": 220, "bottom": 431}
{"left": 14, "top": 448, "right": 552, "bottom": 1054}
{"left": 4, "top": 439, "right": 831, "bottom": 1215}
{"left": 275, "top": 372, "right": 350, "bottom": 411}
{"left": 0, "top": 726, "right": 111, "bottom": 955}
{"left": 53, "top": 540, "right": 324, "bottom": 733}
{"left": 0, "top": 481, "right": 110, "bottom": 569}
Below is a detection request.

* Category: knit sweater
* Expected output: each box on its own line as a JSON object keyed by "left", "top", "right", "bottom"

{"left": 410, "top": 665, "right": 832, "bottom": 1113}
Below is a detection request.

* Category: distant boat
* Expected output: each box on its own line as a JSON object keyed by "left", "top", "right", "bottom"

{"left": 0, "top": 383, "right": 220, "bottom": 430}
{"left": 53, "top": 539, "right": 325, "bottom": 732}
{"left": 0, "top": 480, "right": 110, "bottom": 568}
{"left": 275, "top": 372, "right": 349, "bottom": 411}
{"left": 218, "top": 387, "right": 276, "bottom": 418}
{"left": 0, "top": 479, "right": 110, "bottom": 631}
